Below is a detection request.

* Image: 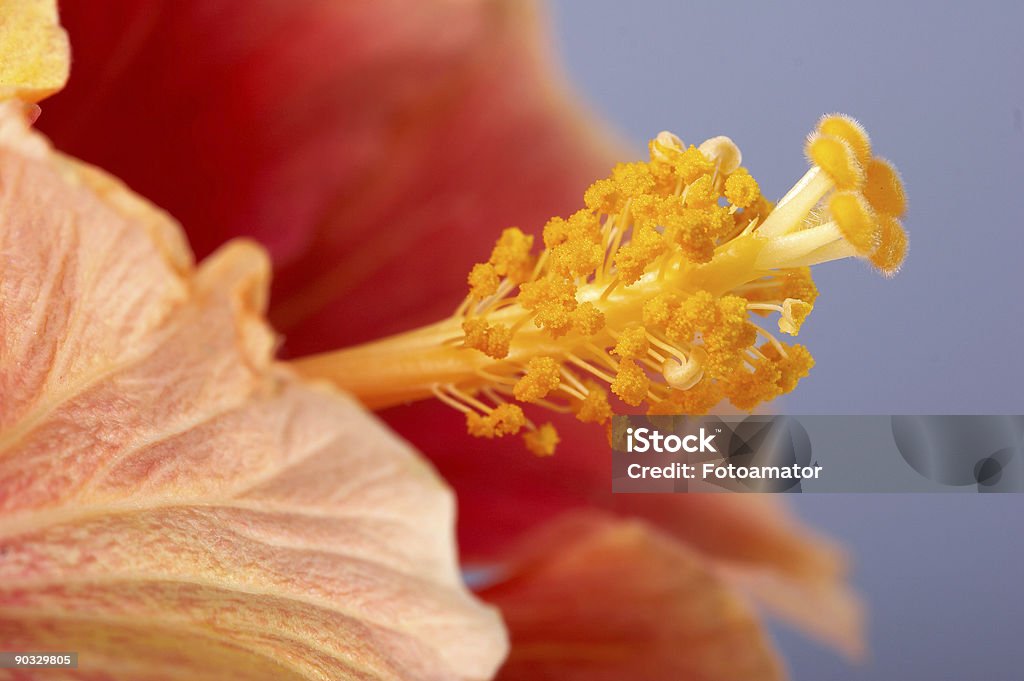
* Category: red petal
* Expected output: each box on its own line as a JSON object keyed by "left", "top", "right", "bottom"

{"left": 479, "top": 512, "right": 785, "bottom": 681}
{"left": 39, "top": 0, "right": 621, "bottom": 353}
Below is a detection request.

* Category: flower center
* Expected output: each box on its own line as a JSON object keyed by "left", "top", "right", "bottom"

{"left": 295, "top": 114, "right": 907, "bottom": 456}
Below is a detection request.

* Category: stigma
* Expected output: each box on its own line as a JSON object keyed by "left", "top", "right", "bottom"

{"left": 295, "top": 114, "right": 907, "bottom": 456}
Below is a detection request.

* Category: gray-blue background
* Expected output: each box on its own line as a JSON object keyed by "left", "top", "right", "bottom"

{"left": 549, "top": 1, "right": 1024, "bottom": 678}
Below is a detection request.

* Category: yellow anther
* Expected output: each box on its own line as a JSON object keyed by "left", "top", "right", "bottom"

{"left": 724, "top": 169, "right": 760, "bottom": 208}
{"left": 519, "top": 277, "right": 576, "bottom": 310}
{"left": 698, "top": 136, "right": 742, "bottom": 175}
{"left": 702, "top": 296, "right": 758, "bottom": 378}
{"left": 665, "top": 289, "right": 717, "bottom": 343}
{"left": 782, "top": 268, "right": 819, "bottom": 305}
{"left": 584, "top": 178, "right": 620, "bottom": 215}
{"left": 643, "top": 292, "right": 682, "bottom": 328}
{"left": 466, "top": 403, "right": 526, "bottom": 438}
{"left": 818, "top": 114, "right": 872, "bottom": 167}
{"left": 726, "top": 358, "right": 783, "bottom": 411}
{"left": 467, "top": 262, "right": 500, "bottom": 298}
{"left": 462, "top": 318, "right": 512, "bottom": 359}
{"left": 763, "top": 343, "right": 815, "bottom": 393}
{"left": 864, "top": 157, "right": 907, "bottom": 217}
{"left": 649, "top": 379, "right": 723, "bottom": 416}
{"left": 614, "top": 225, "right": 666, "bottom": 285}
{"left": 741, "top": 195, "right": 775, "bottom": 228}
{"left": 534, "top": 302, "right": 575, "bottom": 337}
{"left": 829, "top": 191, "right": 880, "bottom": 255}
{"left": 524, "top": 423, "right": 560, "bottom": 457}
{"left": 612, "top": 326, "right": 650, "bottom": 359}
{"left": 611, "top": 359, "right": 649, "bottom": 406}
{"left": 870, "top": 215, "right": 908, "bottom": 276}
{"left": 740, "top": 269, "right": 819, "bottom": 314}
{"left": 543, "top": 210, "right": 602, "bottom": 249}
{"left": 650, "top": 130, "right": 685, "bottom": 163}
{"left": 489, "top": 227, "right": 535, "bottom": 281}
{"left": 550, "top": 235, "right": 604, "bottom": 278}
{"left": 572, "top": 302, "right": 605, "bottom": 336}
{"left": 779, "top": 298, "right": 813, "bottom": 335}
{"left": 674, "top": 146, "right": 716, "bottom": 184}
{"left": 513, "top": 356, "right": 562, "bottom": 403}
{"left": 662, "top": 207, "right": 716, "bottom": 264}
{"left": 542, "top": 216, "right": 572, "bottom": 249}
{"left": 806, "top": 133, "right": 864, "bottom": 190}
{"left": 575, "top": 382, "right": 613, "bottom": 424}
{"left": 683, "top": 174, "right": 717, "bottom": 209}
{"left": 612, "top": 162, "right": 656, "bottom": 203}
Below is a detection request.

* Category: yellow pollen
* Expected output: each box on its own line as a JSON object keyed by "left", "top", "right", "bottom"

{"left": 724, "top": 169, "right": 760, "bottom": 208}
{"left": 611, "top": 359, "right": 650, "bottom": 406}
{"left": 576, "top": 382, "right": 614, "bottom": 424}
{"left": 294, "top": 114, "right": 908, "bottom": 454}
{"left": 649, "top": 379, "right": 723, "bottom": 415}
{"left": 614, "top": 225, "right": 666, "bottom": 284}
{"left": 462, "top": 318, "right": 512, "bottom": 359}
{"left": 524, "top": 423, "right": 560, "bottom": 457}
{"left": 612, "top": 326, "right": 650, "bottom": 359}
{"left": 466, "top": 403, "right": 526, "bottom": 438}
{"left": 489, "top": 227, "right": 534, "bottom": 281}
{"left": 572, "top": 302, "right": 605, "bottom": 336}
{"left": 683, "top": 174, "right": 716, "bottom": 208}
{"left": 467, "top": 262, "right": 500, "bottom": 298}
{"left": 514, "top": 357, "right": 563, "bottom": 403}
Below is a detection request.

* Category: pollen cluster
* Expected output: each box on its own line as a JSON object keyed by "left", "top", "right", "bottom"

{"left": 418, "top": 115, "right": 906, "bottom": 455}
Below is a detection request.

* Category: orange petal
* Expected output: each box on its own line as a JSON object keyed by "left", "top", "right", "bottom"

{"left": 614, "top": 494, "right": 864, "bottom": 659}
{"left": 479, "top": 512, "right": 785, "bottom": 681}
{"left": 0, "top": 102, "right": 505, "bottom": 680}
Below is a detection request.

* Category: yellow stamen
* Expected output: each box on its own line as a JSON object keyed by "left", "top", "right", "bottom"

{"left": 514, "top": 357, "right": 563, "bottom": 403}
{"left": 523, "top": 423, "right": 560, "bottom": 457}
{"left": 293, "top": 115, "right": 908, "bottom": 453}
{"left": 467, "top": 262, "right": 500, "bottom": 299}
{"left": 611, "top": 326, "right": 650, "bottom": 359}
{"left": 724, "top": 169, "right": 760, "bottom": 208}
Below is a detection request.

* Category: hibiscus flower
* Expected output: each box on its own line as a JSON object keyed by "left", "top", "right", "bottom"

{"left": 4, "top": 1, "right": 908, "bottom": 679}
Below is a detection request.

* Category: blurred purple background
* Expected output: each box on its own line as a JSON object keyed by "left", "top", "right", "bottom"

{"left": 549, "top": 1, "right": 1024, "bottom": 678}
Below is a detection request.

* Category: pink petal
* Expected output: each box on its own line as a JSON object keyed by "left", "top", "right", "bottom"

{"left": 0, "top": 102, "right": 506, "bottom": 680}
